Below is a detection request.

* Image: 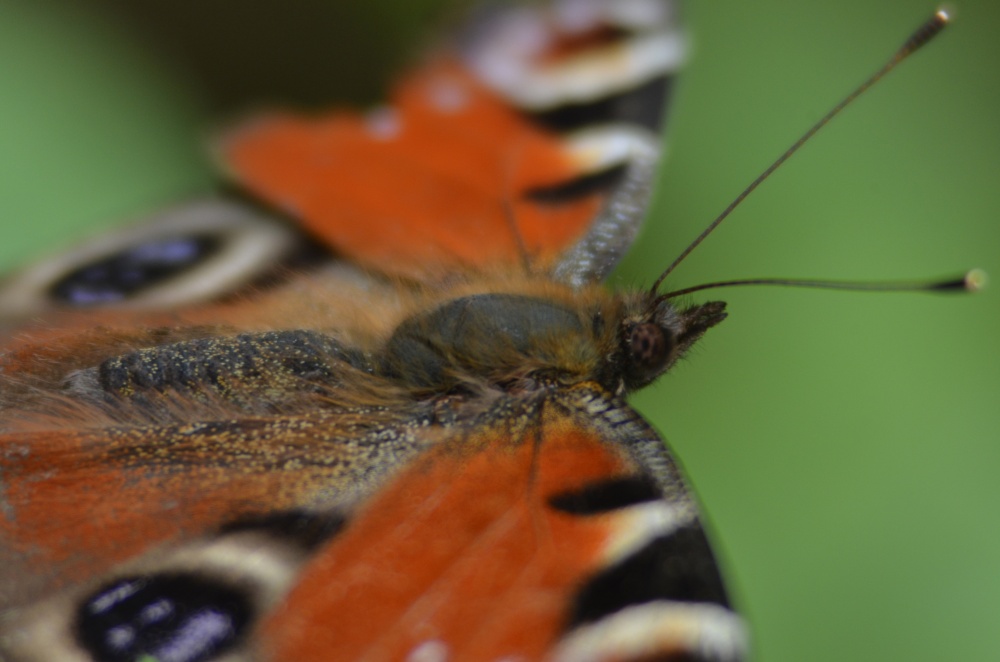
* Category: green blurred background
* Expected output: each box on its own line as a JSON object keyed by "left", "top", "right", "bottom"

{"left": 0, "top": 1, "right": 997, "bottom": 660}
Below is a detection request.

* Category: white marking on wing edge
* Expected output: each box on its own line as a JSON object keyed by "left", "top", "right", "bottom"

{"left": 511, "top": 31, "right": 685, "bottom": 108}
{"left": 553, "top": 0, "right": 672, "bottom": 35}
{"left": 365, "top": 106, "right": 402, "bottom": 140}
{"left": 424, "top": 76, "right": 470, "bottom": 113}
{"left": 561, "top": 125, "right": 660, "bottom": 172}
{"left": 552, "top": 602, "right": 748, "bottom": 662}
{"left": 599, "top": 500, "right": 695, "bottom": 565}
{"left": 406, "top": 639, "right": 450, "bottom": 662}
{"left": 464, "top": 0, "right": 684, "bottom": 111}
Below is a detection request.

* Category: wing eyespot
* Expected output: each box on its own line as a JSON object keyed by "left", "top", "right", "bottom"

{"left": 0, "top": 199, "right": 299, "bottom": 320}
{"left": 76, "top": 573, "right": 252, "bottom": 662}
{"left": 49, "top": 233, "right": 225, "bottom": 306}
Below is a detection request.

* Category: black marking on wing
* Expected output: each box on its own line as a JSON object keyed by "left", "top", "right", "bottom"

{"left": 218, "top": 509, "right": 348, "bottom": 551}
{"left": 548, "top": 474, "right": 661, "bottom": 515}
{"left": 531, "top": 76, "right": 672, "bottom": 134}
{"left": 76, "top": 573, "right": 252, "bottom": 662}
{"left": 566, "top": 523, "right": 731, "bottom": 629}
{"left": 524, "top": 163, "right": 629, "bottom": 205}
{"left": 50, "top": 235, "right": 223, "bottom": 306}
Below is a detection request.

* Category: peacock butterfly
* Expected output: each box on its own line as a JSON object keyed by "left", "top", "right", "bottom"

{"left": 0, "top": 1, "right": 988, "bottom": 660}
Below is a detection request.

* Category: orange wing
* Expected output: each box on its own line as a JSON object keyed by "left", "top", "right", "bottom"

{"left": 0, "top": 389, "right": 745, "bottom": 662}
{"left": 221, "top": 5, "right": 681, "bottom": 280}
{"left": 261, "top": 392, "right": 744, "bottom": 661}
{"left": 0, "top": 407, "right": 426, "bottom": 605}
{"left": 221, "top": 61, "right": 602, "bottom": 276}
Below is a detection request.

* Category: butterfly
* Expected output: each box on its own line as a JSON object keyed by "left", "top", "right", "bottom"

{"left": 0, "top": 1, "right": 751, "bottom": 659}
{"left": 0, "top": 1, "right": 980, "bottom": 659}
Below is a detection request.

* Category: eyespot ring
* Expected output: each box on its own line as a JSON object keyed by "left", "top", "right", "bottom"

{"left": 0, "top": 198, "right": 299, "bottom": 320}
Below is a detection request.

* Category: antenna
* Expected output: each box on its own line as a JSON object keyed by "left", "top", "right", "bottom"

{"left": 650, "top": 9, "right": 952, "bottom": 295}
{"left": 658, "top": 269, "right": 986, "bottom": 300}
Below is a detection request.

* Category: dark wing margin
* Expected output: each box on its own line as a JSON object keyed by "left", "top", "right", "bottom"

{"left": 459, "top": 0, "right": 686, "bottom": 286}
{"left": 549, "top": 386, "right": 746, "bottom": 661}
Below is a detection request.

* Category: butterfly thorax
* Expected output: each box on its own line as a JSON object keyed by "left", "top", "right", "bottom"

{"left": 378, "top": 286, "right": 728, "bottom": 398}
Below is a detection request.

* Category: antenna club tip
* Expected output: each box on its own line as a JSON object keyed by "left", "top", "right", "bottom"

{"left": 901, "top": 8, "right": 951, "bottom": 55}
{"left": 965, "top": 268, "right": 987, "bottom": 292}
{"left": 935, "top": 7, "right": 952, "bottom": 24}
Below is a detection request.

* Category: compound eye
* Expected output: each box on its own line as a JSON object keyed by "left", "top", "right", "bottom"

{"left": 627, "top": 322, "right": 671, "bottom": 383}
{"left": 0, "top": 199, "right": 298, "bottom": 320}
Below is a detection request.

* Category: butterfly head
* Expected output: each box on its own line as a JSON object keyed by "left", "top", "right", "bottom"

{"left": 615, "top": 295, "right": 728, "bottom": 392}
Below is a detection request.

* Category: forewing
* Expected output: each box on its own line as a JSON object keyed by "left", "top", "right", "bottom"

{"left": 221, "top": 0, "right": 684, "bottom": 283}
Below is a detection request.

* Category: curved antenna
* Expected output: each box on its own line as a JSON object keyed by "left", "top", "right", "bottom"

{"left": 650, "top": 9, "right": 951, "bottom": 295}
{"left": 658, "top": 269, "right": 986, "bottom": 301}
